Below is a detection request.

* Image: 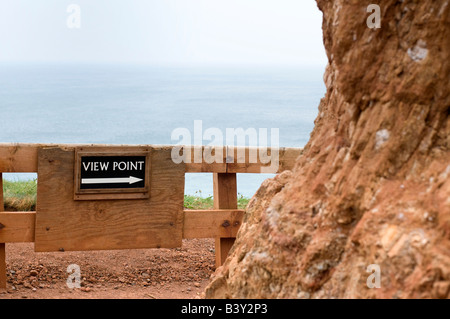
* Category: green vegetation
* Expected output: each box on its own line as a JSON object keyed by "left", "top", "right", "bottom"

{"left": 184, "top": 194, "right": 214, "bottom": 210}
{"left": 2, "top": 179, "right": 37, "bottom": 211}
{"left": 184, "top": 191, "right": 250, "bottom": 210}
{"left": 237, "top": 194, "right": 251, "bottom": 209}
{"left": 2, "top": 180, "right": 250, "bottom": 211}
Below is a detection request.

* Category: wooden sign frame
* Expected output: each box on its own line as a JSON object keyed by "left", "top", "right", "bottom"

{"left": 74, "top": 147, "right": 151, "bottom": 201}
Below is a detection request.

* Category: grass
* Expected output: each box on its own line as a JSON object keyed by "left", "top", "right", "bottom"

{"left": 2, "top": 179, "right": 37, "bottom": 211}
{"left": 2, "top": 180, "right": 250, "bottom": 211}
{"left": 237, "top": 194, "right": 251, "bottom": 209}
{"left": 184, "top": 191, "right": 250, "bottom": 210}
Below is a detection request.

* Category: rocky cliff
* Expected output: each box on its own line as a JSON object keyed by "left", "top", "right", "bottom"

{"left": 205, "top": 0, "right": 450, "bottom": 299}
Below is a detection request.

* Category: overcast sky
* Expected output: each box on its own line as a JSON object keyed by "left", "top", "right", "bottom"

{"left": 0, "top": 0, "right": 326, "bottom": 66}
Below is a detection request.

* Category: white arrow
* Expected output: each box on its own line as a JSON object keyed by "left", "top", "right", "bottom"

{"left": 81, "top": 176, "right": 143, "bottom": 185}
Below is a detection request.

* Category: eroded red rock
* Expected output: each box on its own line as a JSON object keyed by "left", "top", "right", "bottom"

{"left": 205, "top": 0, "right": 450, "bottom": 299}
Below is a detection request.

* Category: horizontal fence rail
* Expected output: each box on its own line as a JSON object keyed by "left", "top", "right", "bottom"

{"left": 0, "top": 143, "right": 302, "bottom": 174}
{"left": 0, "top": 210, "right": 245, "bottom": 243}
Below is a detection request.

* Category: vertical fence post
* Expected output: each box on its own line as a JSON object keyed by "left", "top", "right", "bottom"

{"left": 0, "top": 173, "right": 6, "bottom": 290}
{"left": 213, "top": 172, "right": 237, "bottom": 268}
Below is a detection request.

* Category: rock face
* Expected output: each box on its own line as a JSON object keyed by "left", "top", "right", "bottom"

{"left": 205, "top": 0, "right": 450, "bottom": 299}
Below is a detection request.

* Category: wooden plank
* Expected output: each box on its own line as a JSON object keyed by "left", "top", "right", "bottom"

{"left": 0, "top": 209, "right": 245, "bottom": 242}
{"left": 226, "top": 146, "right": 302, "bottom": 173}
{"left": 0, "top": 212, "right": 35, "bottom": 243}
{"left": 0, "top": 143, "right": 302, "bottom": 174}
{"left": 0, "top": 210, "right": 244, "bottom": 242}
{"left": 184, "top": 146, "right": 227, "bottom": 173}
{"left": 34, "top": 146, "right": 185, "bottom": 252}
{"left": 0, "top": 144, "right": 39, "bottom": 173}
{"left": 226, "top": 146, "right": 267, "bottom": 173}
{"left": 183, "top": 209, "right": 244, "bottom": 239}
{"left": 278, "top": 147, "right": 302, "bottom": 172}
{"left": 0, "top": 143, "right": 152, "bottom": 173}
{"left": 215, "top": 238, "right": 235, "bottom": 267}
{"left": 0, "top": 173, "right": 3, "bottom": 210}
{"left": 0, "top": 243, "right": 5, "bottom": 290}
{"left": 213, "top": 173, "right": 238, "bottom": 268}
{"left": 213, "top": 173, "right": 237, "bottom": 210}
{"left": 73, "top": 192, "right": 149, "bottom": 201}
{"left": 0, "top": 173, "right": 4, "bottom": 289}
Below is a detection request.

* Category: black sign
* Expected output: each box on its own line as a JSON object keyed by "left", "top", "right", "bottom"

{"left": 79, "top": 156, "right": 146, "bottom": 190}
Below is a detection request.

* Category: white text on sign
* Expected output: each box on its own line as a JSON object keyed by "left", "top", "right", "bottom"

{"left": 82, "top": 161, "right": 145, "bottom": 172}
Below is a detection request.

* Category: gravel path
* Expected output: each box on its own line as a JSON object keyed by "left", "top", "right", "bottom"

{"left": 0, "top": 238, "right": 216, "bottom": 299}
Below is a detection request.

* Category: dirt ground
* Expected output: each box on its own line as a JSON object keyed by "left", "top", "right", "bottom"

{"left": 0, "top": 238, "right": 216, "bottom": 299}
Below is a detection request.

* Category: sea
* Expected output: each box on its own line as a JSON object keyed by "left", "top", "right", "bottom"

{"left": 0, "top": 63, "right": 326, "bottom": 197}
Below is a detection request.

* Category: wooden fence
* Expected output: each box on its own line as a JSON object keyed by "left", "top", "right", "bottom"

{"left": 0, "top": 143, "right": 301, "bottom": 290}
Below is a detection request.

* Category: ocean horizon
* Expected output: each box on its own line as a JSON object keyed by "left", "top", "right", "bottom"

{"left": 0, "top": 63, "right": 326, "bottom": 197}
